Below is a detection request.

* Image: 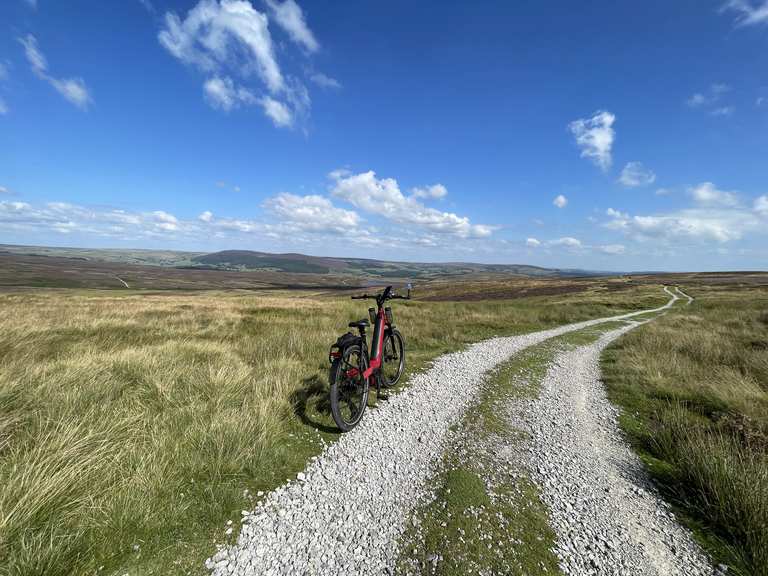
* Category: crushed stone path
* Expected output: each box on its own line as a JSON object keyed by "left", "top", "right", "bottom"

{"left": 516, "top": 321, "right": 714, "bottom": 576}
{"left": 206, "top": 289, "right": 680, "bottom": 576}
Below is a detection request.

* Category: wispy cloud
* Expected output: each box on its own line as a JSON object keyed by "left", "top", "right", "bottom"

{"left": 18, "top": 34, "right": 92, "bottom": 109}
{"left": 309, "top": 72, "right": 341, "bottom": 90}
{"left": 329, "top": 170, "right": 495, "bottom": 238}
{"left": 138, "top": 0, "right": 155, "bottom": 14}
{"left": 568, "top": 110, "right": 615, "bottom": 172}
{"left": 722, "top": 0, "right": 768, "bottom": 26}
{"left": 618, "top": 162, "right": 656, "bottom": 188}
{"left": 265, "top": 0, "right": 319, "bottom": 53}
{"left": 158, "top": 0, "right": 320, "bottom": 128}
{"left": 686, "top": 84, "right": 734, "bottom": 116}
{"left": 0, "top": 195, "right": 375, "bottom": 247}
{"left": 203, "top": 76, "right": 256, "bottom": 111}
{"left": 598, "top": 244, "right": 626, "bottom": 255}
{"left": 710, "top": 105, "right": 735, "bottom": 117}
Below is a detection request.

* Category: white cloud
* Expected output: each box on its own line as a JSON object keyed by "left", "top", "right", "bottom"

{"left": 604, "top": 196, "right": 761, "bottom": 243}
{"left": 598, "top": 244, "right": 626, "bottom": 255}
{"left": 263, "top": 192, "right": 360, "bottom": 233}
{"left": 689, "top": 182, "right": 739, "bottom": 207}
{"left": 411, "top": 184, "right": 448, "bottom": 200}
{"left": 329, "top": 170, "right": 494, "bottom": 238}
{"left": 710, "top": 106, "right": 735, "bottom": 117}
{"left": 159, "top": 0, "right": 283, "bottom": 91}
{"left": 19, "top": 34, "right": 47, "bottom": 77}
{"left": 0, "top": 186, "right": 9, "bottom": 194}
{"left": 618, "top": 162, "right": 656, "bottom": 188}
{"left": 265, "top": 0, "right": 319, "bottom": 53}
{"left": 19, "top": 34, "right": 92, "bottom": 109}
{"left": 259, "top": 95, "right": 293, "bottom": 127}
{"left": 553, "top": 194, "right": 568, "bottom": 208}
{"left": 687, "top": 93, "right": 707, "bottom": 107}
{"left": 655, "top": 187, "right": 672, "bottom": 196}
{"left": 159, "top": 0, "right": 318, "bottom": 127}
{"left": 525, "top": 237, "right": 541, "bottom": 247}
{"left": 203, "top": 76, "right": 256, "bottom": 111}
{"left": 606, "top": 207, "right": 628, "bottom": 219}
{"left": 0, "top": 201, "right": 191, "bottom": 238}
{"left": 309, "top": 72, "right": 341, "bottom": 89}
{"left": 568, "top": 110, "right": 615, "bottom": 171}
{"left": 722, "top": 0, "right": 768, "bottom": 26}
{"left": 755, "top": 195, "right": 768, "bottom": 215}
{"left": 687, "top": 84, "right": 733, "bottom": 116}
{"left": 551, "top": 237, "right": 582, "bottom": 248}
{"left": 151, "top": 210, "right": 179, "bottom": 230}
{"left": 199, "top": 210, "right": 214, "bottom": 222}
{"left": 49, "top": 77, "right": 91, "bottom": 109}
{"left": 138, "top": 0, "right": 155, "bottom": 14}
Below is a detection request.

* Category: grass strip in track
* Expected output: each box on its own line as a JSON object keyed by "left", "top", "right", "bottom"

{"left": 397, "top": 322, "right": 625, "bottom": 575}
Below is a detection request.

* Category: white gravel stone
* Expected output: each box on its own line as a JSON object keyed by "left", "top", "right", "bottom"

{"left": 515, "top": 319, "right": 715, "bottom": 575}
{"left": 207, "top": 289, "right": 682, "bottom": 575}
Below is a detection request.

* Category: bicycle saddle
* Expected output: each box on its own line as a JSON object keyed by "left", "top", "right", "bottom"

{"left": 348, "top": 319, "right": 369, "bottom": 329}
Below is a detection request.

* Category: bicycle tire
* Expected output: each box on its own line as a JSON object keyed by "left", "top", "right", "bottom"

{"left": 381, "top": 328, "right": 405, "bottom": 388}
{"left": 329, "top": 344, "right": 369, "bottom": 432}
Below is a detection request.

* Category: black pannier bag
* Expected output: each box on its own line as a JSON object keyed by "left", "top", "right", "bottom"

{"left": 328, "top": 332, "right": 361, "bottom": 363}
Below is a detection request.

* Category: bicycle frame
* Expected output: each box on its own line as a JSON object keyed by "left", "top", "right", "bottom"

{"left": 338, "top": 304, "right": 387, "bottom": 384}
{"left": 362, "top": 305, "right": 387, "bottom": 382}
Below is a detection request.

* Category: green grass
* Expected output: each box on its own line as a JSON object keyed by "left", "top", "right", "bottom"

{"left": 602, "top": 285, "right": 768, "bottom": 576}
{"left": 0, "top": 285, "right": 666, "bottom": 575}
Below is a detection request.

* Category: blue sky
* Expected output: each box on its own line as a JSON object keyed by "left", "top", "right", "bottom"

{"left": 1, "top": 0, "right": 767, "bottom": 271}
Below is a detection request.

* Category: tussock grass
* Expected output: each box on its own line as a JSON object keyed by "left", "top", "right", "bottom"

{"left": 0, "top": 286, "right": 663, "bottom": 575}
{"left": 603, "top": 286, "right": 768, "bottom": 576}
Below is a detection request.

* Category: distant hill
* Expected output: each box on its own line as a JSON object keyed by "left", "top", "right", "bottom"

{"left": 0, "top": 244, "right": 612, "bottom": 281}
{"left": 189, "top": 250, "right": 611, "bottom": 279}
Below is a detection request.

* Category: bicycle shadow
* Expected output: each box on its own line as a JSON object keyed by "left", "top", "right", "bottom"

{"left": 291, "top": 374, "right": 340, "bottom": 435}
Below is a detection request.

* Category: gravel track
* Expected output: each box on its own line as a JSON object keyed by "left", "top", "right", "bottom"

{"left": 675, "top": 287, "right": 694, "bottom": 305}
{"left": 516, "top": 321, "right": 715, "bottom": 575}
{"left": 206, "top": 289, "right": 680, "bottom": 576}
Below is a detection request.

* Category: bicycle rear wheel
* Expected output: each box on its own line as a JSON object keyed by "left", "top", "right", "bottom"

{"left": 329, "top": 344, "right": 369, "bottom": 431}
{"left": 381, "top": 328, "right": 405, "bottom": 388}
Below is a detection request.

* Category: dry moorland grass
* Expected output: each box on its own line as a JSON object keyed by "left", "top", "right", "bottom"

{"left": 0, "top": 285, "right": 665, "bottom": 576}
{"left": 603, "top": 285, "right": 768, "bottom": 576}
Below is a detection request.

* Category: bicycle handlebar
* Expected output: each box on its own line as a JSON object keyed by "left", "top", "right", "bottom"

{"left": 350, "top": 287, "right": 411, "bottom": 301}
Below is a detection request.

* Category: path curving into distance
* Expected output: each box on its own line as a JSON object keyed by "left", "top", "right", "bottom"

{"left": 516, "top": 321, "right": 713, "bottom": 575}
{"left": 206, "top": 288, "right": 685, "bottom": 575}
{"left": 675, "top": 286, "right": 694, "bottom": 305}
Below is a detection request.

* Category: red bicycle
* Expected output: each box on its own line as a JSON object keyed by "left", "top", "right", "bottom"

{"left": 328, "top": 285, "right": 409, "bottom": 431}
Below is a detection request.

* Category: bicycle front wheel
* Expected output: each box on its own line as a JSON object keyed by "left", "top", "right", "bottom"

{"left": 329, "top": 344, "right": 369, "bottom": 432}
{"left": 381, "top": 328, "right": 405, "bottom": 388}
